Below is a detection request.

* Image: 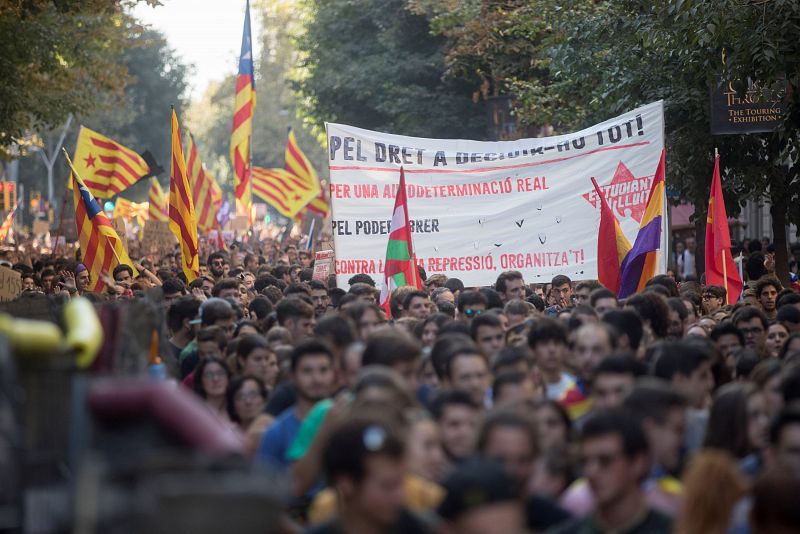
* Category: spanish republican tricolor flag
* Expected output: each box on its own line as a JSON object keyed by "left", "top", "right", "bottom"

{"left": 705, "top": 152, "right": 742, "bottom": 304}
{"left": 378, "top": 167, "right": 422, "bottom": 318}
{"left": 148, "top": 178, "right": 169, "bottom": 222}
{"left": 71, "top": 126, "right": 150, "bottom": 198}
{"left": 592, "top": 177, "right": 631, "bottom": 294}
{"left": 169, "top": 109, "right": 199, "bottom": 282}
{"left": 63, "top": 150, "right": 137, "bottom": 293}
{"left": 618, "top": 149, "right": 666, "bottom": 298}
{"left": 230, "top": 0, "right": 256, "bottom": 212}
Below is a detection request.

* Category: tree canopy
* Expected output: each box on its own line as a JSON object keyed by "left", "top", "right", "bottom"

{"left": 295, "top": 0, "right": 488, "bottom": 140}
{"left": 0, "top": 0, "right": 158, "bottom": 159}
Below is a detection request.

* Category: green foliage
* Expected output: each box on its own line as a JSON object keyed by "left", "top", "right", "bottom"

{"left": 0, "top": 0, "right": 158, "bottom": 159}
{"left": 295, "top": 0, "right": 487, "bottom": 139}
{"left": 15, "top": 25, "right": 190, "bottom": 204}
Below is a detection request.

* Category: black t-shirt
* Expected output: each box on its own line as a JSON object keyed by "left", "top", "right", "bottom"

{"left": 526, "top": 494, "right": 572, "bottom": 532}
{"left": 547, "top": 508, "right": 672, "bottom": 534}
{"left": 265, "top": 381, "right": 296, "bottom": 416}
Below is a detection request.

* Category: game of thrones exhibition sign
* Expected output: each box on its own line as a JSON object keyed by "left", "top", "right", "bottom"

{"left": 326, "top": 101, "right": 667, "bottom": 287}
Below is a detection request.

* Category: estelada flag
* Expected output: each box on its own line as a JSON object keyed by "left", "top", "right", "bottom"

{"left": 71, "top": 126, "right": 150, "bottom": 198}
{"left": 230, "top": 0, "right": 256, "bottom": 211}
{"left": 64, "top": 150, "right": 138, "bottom": 293}
{"left": 592, "top": 177, "right": 631, "bottom": 294}
{"left": 705, "top": 153, "right": 742, "bottom": 304}
{"left": 169, "top": 109, "right": 199, "bottom": 282}
{"left": 378, "top": 167, "right": 421, "bottom": 318}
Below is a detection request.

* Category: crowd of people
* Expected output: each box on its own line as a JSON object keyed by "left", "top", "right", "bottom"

{"left": 6, "top": 235, "right": 800, "bottom": 534}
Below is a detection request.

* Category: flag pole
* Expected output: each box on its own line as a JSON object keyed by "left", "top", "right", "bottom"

{"left": 400, "top": 166, "right": 421, "bottom": 289}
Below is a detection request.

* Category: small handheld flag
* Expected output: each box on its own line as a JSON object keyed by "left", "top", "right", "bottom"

{"left": 378, "top": 167, "right": 422, "bottom": 317}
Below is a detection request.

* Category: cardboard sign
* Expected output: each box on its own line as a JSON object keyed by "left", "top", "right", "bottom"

{"left": 32, "top": 220, "right": 50, "bottom": 236}
{"left": 0, "top": 265, "right": 21, "bottom": 302}
{"left": 312, "top": 249, "right": 335, "bottom": 282}
{"left": 230, "top": 215, "right": 250, "bottom": 232}
{"left": 142, "top": 220, "right": 176, "bottom": 255}
{"left": 111, "top": 217, "right": 128, "bottom": 252}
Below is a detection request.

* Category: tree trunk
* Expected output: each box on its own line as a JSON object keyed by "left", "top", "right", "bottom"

{"left": 771, "top": 194, "right": 790, "bottom": 287}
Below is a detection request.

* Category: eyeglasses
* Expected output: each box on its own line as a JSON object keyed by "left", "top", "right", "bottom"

{"left": 235, "top": 390, "right": 263, "bottom": 402}
{"left": 203, "top": 370, "right": 227, "bottom": 380}
{"left": 739, "top": 327, "right": 764, "bottom": 337}
{"left": 464, "top": 308, "right": 483, "bottom": 318}
{"left": 702, "top": 294, "right": 720, "bottom": 300}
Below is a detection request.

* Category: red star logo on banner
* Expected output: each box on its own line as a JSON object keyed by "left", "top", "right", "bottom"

{"left": 582, "top": 161, "right": 652, "bottom": 223}
{"left": 84, "top": 153, "right": 96, "bottom": 168}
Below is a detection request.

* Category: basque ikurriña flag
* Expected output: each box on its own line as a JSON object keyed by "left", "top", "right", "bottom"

{"left": 618, "top": 149, "right": 666, "bottom": 299}
{"left": 592, "top": 177, "right": 631, "bottom": 294}
{"left": 379, "top": 167, "right": 422, "bottom": 318}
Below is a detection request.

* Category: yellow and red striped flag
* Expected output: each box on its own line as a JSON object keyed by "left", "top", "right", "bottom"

{"left": 187, "top": 133, "right": 223, "bottom": 233}
{"left": 169, "top": 109, "right": 199, "bottom": 282}
{"left": 285, "top": 128, "right": 327, "bottom": 218}
{"left": 0, "top": 198, "right": 22, "bottom": 242}
{"left": 230, "top": 0, "right": 256, "bottom": 212}
{"left": 114, "top": 197, "right": 150, "bottom": 227}
{"left": 70, "top": 126, "right": 150, "bottom": 199}
{"left": 252, "top": 166, "right": 319, "bottom": 218}
{"left": 148, "top": 178, "right": 169, "bottom": 222}
{"left": 63, "top": 150, "right": 137, "bottom": 293}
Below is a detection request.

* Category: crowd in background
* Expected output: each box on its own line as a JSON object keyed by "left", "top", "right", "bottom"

{"left": 4, "top": 233, "right": 800, "bottom": 534}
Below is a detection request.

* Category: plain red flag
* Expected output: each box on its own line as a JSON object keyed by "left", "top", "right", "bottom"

{"left": 592, "top": 177, "right": 631, "bottom": 294}
{"left": 705, "top": 153, "right": 742, "bottom": 304}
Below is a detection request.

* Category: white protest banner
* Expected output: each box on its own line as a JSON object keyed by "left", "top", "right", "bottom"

{"left": 327, "top": 101, "right": 667, "bottom": 287}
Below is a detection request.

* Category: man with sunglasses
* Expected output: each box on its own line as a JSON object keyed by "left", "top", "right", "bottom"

{"left": 553, "top": 410, "right": 672, "bottom": 533}
{"left": 207, "top": 251, "right": 226, "bottom": 281}
{"left": 456, "top": 289, "right": 488, "bottom": 320}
